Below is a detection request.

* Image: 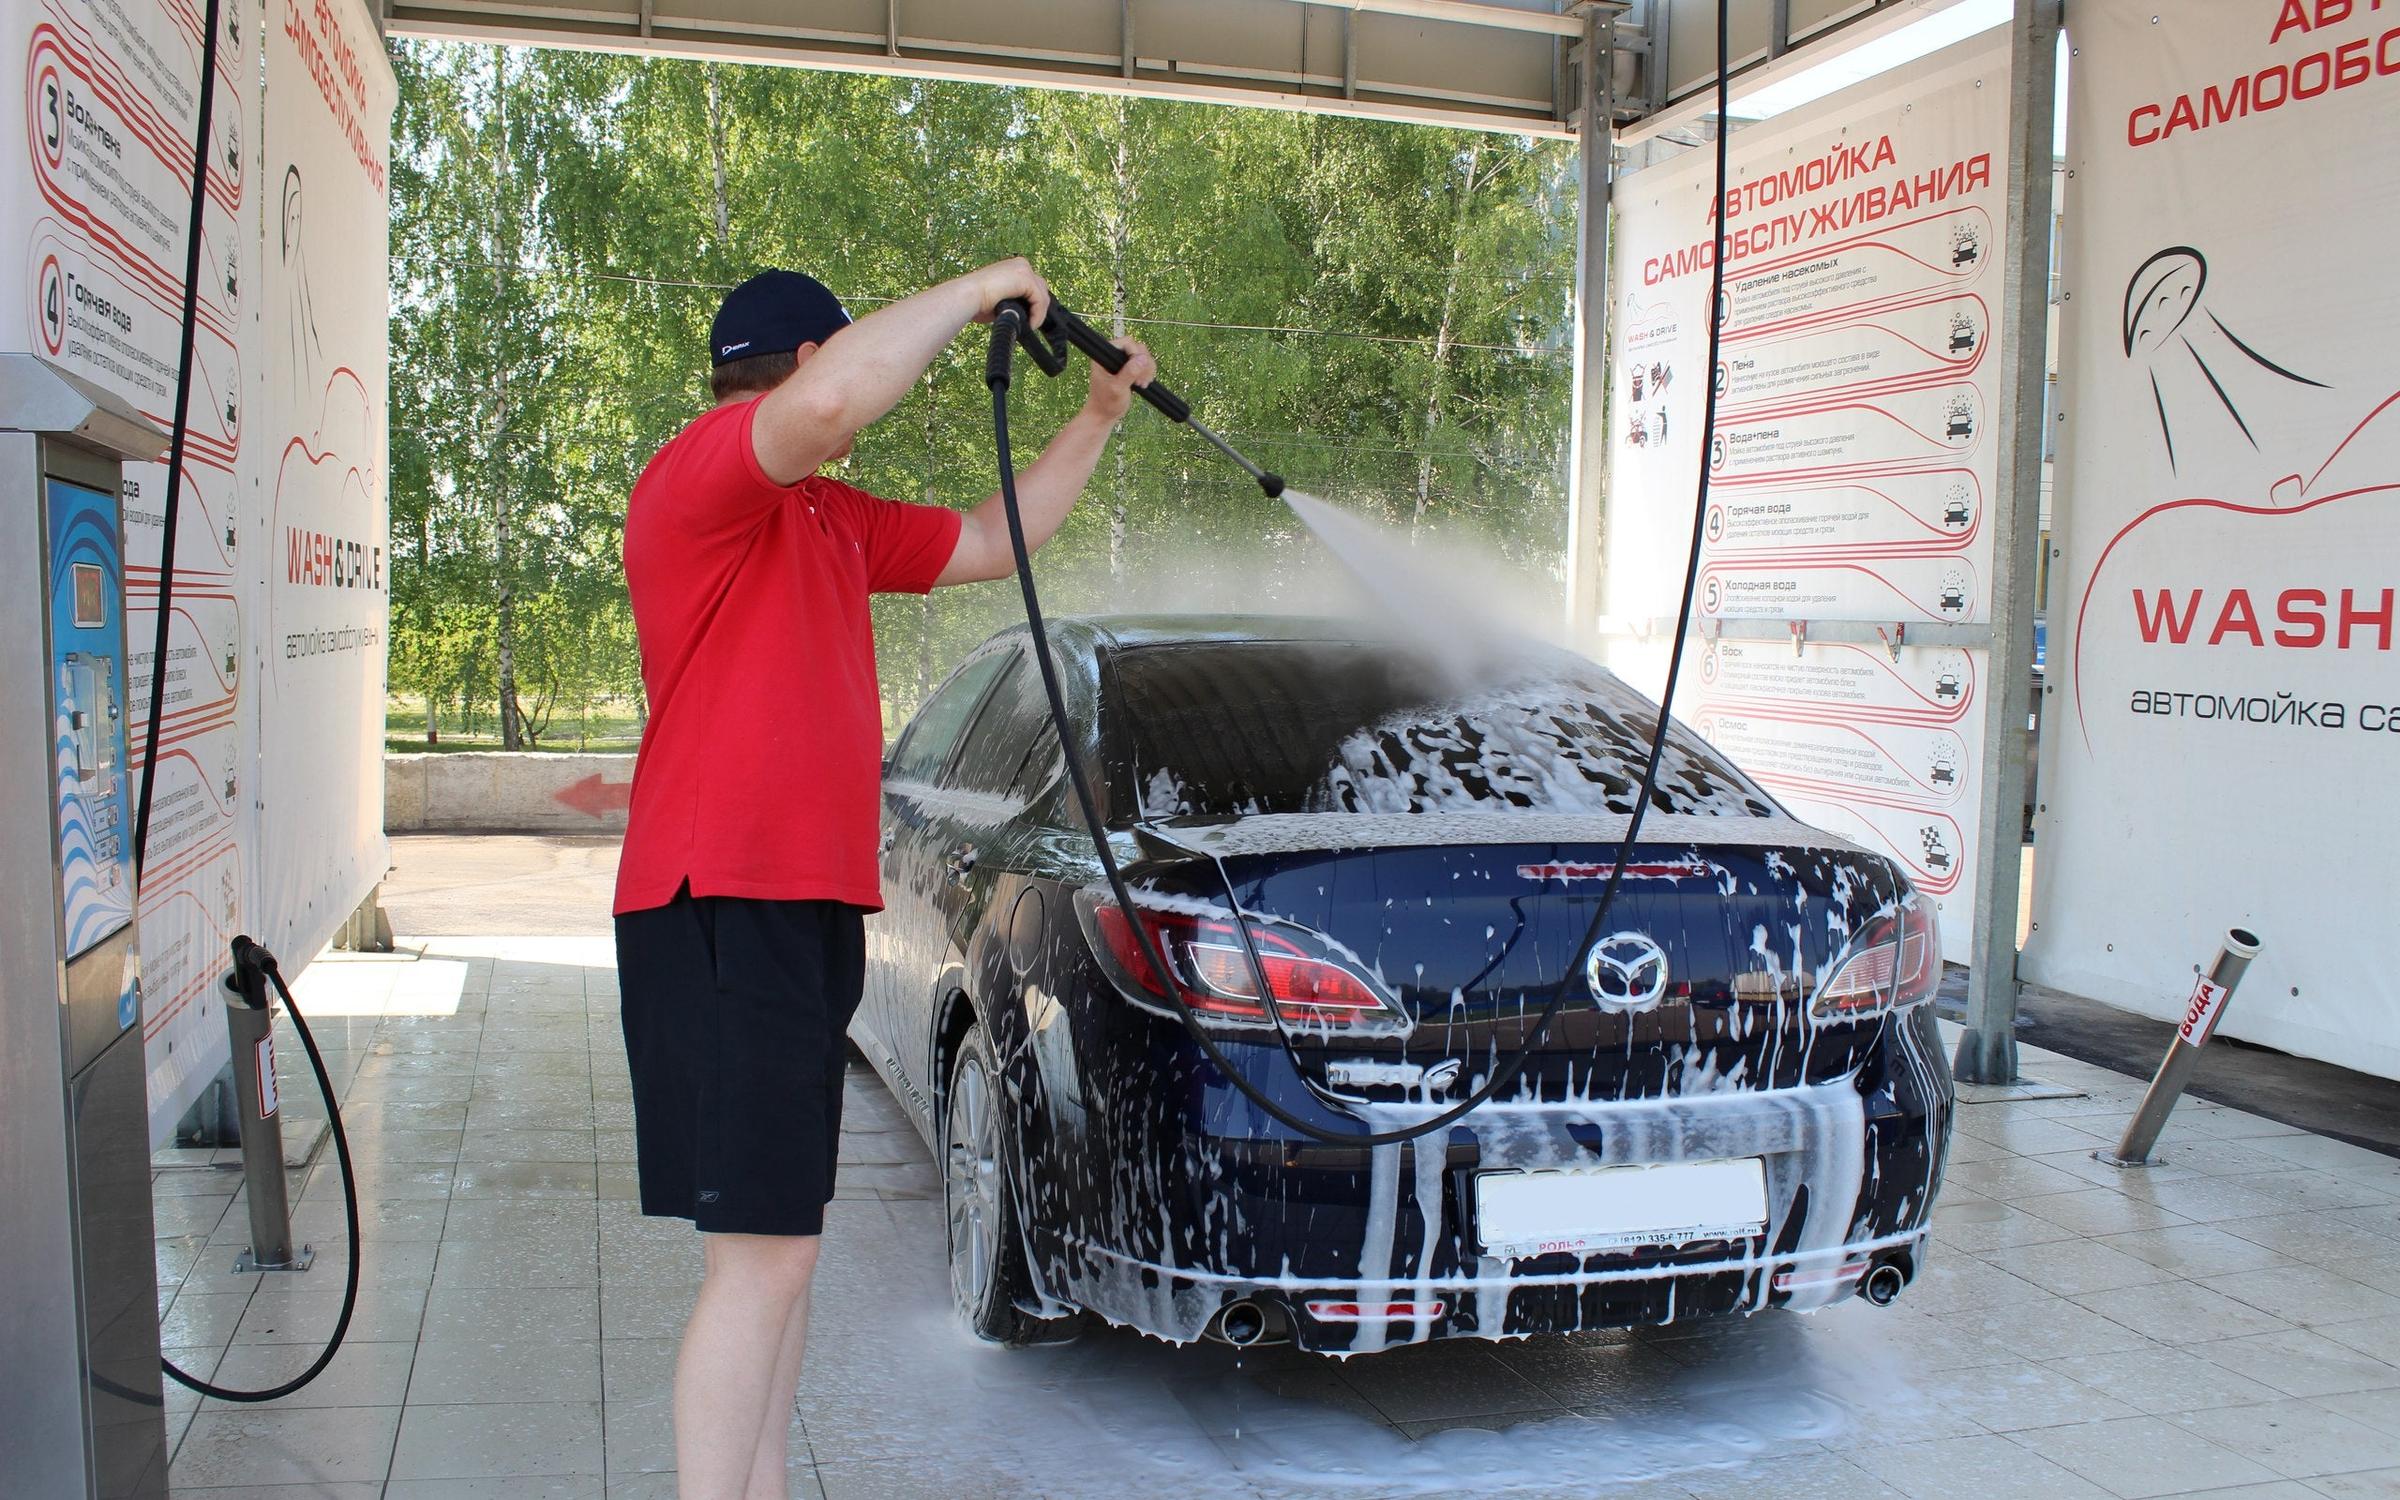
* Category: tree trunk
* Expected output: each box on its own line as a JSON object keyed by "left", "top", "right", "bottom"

{"left": 704, "top": 65, "right": 732, "bottom": 245}
{"left": 916, "top": 596, "right": 932, "bottom": 703}
{"left": 914, "top": 197, "right": 940, "bottom": 708}
{"left": 420, "top": 514, "right": 436, "bottom": 743}
{"left": 1107, "top": 101, "right": 1135, "bottom": 584}
{"left": 1414, "top": 140, "right": 1482, "bottom": 535}
{"left": 490, "top": 48, "right": 523, "bottom": 751}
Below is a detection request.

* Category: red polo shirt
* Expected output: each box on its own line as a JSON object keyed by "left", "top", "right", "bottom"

{"left": 614, "top": 399, "right": 962, "bottom": 915}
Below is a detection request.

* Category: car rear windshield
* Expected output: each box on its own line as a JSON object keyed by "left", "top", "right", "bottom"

{"left": 1101, "top": 640, "right": 1776, "bottom": 822}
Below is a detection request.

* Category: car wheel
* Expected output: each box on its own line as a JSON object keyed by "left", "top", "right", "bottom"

{"left": 944, "top": 1017, "right": 1037, "bottom": 1344}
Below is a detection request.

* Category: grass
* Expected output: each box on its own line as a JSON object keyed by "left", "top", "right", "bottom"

{"left": 386, "top": 699, "right": 642, "bottom": 754}
{"left": 387, "top": 736, "right": 636, "bottom": 755}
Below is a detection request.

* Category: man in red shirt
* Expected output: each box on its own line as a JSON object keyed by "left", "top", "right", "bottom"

{"left": 614, "top": 258, "right": 1153, "bottom": 1498}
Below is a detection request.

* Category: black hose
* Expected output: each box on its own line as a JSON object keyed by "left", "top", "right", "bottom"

{"left": 160, "top": 944, "right": 363, "bottom": 1403}
{"left": 136, "top": 0, "right": 362, "bottom": 1400}
{"left": 131, "top": 0, "right": 221, "bottom": 882}
{"left": 988, "top": 1, "right": 1734, "bottom": 1138}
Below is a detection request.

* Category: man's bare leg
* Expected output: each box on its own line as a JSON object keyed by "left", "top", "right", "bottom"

{"left": 675, "top": 1233, "right": 822, "bottom": 1500}
{"left": 742, "top": 1279, "right": 816, "bottom": 1499}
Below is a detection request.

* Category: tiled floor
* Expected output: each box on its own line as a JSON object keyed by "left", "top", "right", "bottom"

{"left": 155, "top": 936, "right": 2400, "bottom": 1499}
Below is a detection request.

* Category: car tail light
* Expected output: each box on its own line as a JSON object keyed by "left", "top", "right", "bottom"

{"left": 1075, "top": 889, "right": 1409, "bottom": 1033}
{"left": 1304, "top": 1299, "right": 1447, "bottom": 1323}
{"left": 1812, "top": 890, "right": 1941, "bottom": 1022}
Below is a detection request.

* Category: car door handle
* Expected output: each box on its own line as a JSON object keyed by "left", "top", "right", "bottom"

{"left": 945, "top": 847, "right": 978, "bottom": 885}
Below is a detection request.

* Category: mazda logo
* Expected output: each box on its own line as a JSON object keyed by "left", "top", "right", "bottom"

{"left": 1585, "top": 932, "right": 1670, "bottom": 1011}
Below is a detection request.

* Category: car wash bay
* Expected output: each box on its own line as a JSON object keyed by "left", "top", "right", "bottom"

{"left": 13, "top": 0, "right": 2400, "bottom": 1492}
{"left": 144, "top": 835, "right": 2400, "bottom": 1498}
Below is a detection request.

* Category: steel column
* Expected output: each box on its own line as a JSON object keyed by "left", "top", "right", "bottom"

{"left": 1564, "top": 13, "right": 1616, "bottom": 647}
{"left": 1952, "top": 0, "right": 2059, "bottom": 1085}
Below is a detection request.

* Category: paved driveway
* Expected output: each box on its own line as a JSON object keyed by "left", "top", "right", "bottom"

{"left": 153, "top": 937, "right": 2400, "bottom": 1499}
{"left": 148, "top": 838, "right": 2400, "bottom": 1498}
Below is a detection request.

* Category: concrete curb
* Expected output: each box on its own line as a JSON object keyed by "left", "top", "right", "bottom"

{"left": 384, "top": 752, "right": 634, "bottom": 833}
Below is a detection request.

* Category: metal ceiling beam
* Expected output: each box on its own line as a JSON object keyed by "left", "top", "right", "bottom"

{"left": 1286, "top": 0, "right": 1587, "bottom": 39}
{"left": 380, "top": 0, "right": 1608, "bottom": 137}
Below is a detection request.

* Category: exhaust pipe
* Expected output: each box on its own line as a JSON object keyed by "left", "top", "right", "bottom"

{"left": 1859, "top": 1259, "right": 1908, "bottom": 1307}
{"left": 1210, "top": 1299, "right": 1273, "bottom": 1347}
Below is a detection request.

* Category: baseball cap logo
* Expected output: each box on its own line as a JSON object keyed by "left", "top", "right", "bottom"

{"left": 718, "top": 339, "right": 751, "bottom": 358}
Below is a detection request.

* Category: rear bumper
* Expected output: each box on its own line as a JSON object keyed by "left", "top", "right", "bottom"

{"left": 1027, "top": 1009, "right": 1952, "bottom": 1352}
{"left": 1050, "top": 1225, "right": 1933, "bottom": 1353}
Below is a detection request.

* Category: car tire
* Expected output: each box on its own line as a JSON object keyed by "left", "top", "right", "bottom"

{"left": 943, "top": 1016, "right": 1040, "bottom": 1345}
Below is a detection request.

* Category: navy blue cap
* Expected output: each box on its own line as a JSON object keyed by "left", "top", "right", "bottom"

{"left": 710, "top": 269, "right": 852, "bottom": 366}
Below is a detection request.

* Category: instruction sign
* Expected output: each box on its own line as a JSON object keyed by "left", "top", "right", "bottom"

{"left": 2024, "top": 0, "right": 2400, "bottom": 1080}
{"left": 4, "top": 0, "right": 260, "bottom": 1137}
{"left": 1, "top": 0, "right": 393, "bottom": 1138}
{"left": 1604, "top": 35, "right": 2012, "bottom": 958}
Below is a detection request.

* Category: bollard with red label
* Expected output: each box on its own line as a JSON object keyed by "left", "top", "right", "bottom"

{"left": 223, "top": 951, "right": 312, "bottom": 1273}
{"left": 2101, "top": 928, "right": 2262, "bottom": 1167}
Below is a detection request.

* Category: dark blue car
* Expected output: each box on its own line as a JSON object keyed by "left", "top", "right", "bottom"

{"left": 858, "top": 617, "right": 1952, "bottom": 1354}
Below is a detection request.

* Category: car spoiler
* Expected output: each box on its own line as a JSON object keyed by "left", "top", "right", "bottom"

{"left": 1147, "top": 812, "right": 1874, "bottom": 861}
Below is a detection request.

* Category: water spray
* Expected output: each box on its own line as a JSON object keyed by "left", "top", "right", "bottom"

{"left": 983, "top": 0, "right": 1736, "bottom": 1151}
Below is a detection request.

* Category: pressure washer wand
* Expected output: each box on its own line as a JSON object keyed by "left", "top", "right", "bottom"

{"left": 997, "top": 296, "right": 1286, "bottom": 498}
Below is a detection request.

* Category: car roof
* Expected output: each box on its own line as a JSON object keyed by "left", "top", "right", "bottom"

{"left": 1080, "top": 613, "right": 1377, "bottom": 649}
{"left": 978, "top": 614, "right": 1598, "bottom": 681}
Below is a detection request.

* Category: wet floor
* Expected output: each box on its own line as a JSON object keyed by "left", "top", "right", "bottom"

{"left": 153, "top": 929, "right": 2400, "bottom": 1499}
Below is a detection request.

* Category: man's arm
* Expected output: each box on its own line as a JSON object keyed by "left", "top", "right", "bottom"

{"left": 937, "top": 339, "right": 1158, "bottom": 586}
{"left": 751, "top": 258, "right": 1051, "bottom": 485}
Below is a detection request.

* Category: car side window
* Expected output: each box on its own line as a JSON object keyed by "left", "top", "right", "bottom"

{"left": 886, "top": 652, "right": 1011, "bottom": 786}
{"left": 1007, "top": 711, "right": 1066, "bottom": 802}
{"left": 945, "top": 655, "right": 1030, "bottom": 794}
{"left": 949, "top": 651, "right": 1068, "bottom": 799}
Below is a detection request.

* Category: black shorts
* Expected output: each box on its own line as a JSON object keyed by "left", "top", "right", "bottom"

{"left": 615, "top": 885, "right": 866, "bottom": 1236}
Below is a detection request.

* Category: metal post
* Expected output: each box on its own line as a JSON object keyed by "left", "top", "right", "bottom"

{"left": 2100, "top": 929, "right": 2263, "bottom": 1166}
{"left": 1953, "top": 0, "right": 2061, "bottom": 1085}
{"left": 1563, "top": 12, "right": 1616, "bottom": 647}
{"left": 222, "top": 960, "right": 312, "bottom": 1274}
{"left": 1646, "top": 0, "right": 1669, "bottom": 115}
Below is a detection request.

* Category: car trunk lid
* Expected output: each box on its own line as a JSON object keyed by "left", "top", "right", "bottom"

{"left": 1113, "top": 812, "right": 1914, "bottom": 1100}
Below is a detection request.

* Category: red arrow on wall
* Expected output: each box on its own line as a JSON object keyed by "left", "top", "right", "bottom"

{"left": 554, "top": 773, "right": 633, "bottom": 819}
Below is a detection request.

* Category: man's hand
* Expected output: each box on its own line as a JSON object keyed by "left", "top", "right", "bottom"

{"left": 965, "top": 257, "right": 1051, "bottom": 331}
{"left": 1083, "top": 338, "right": 1158, "bottom": 425}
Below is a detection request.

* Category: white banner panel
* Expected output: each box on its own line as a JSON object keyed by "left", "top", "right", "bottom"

{"left": 2026, "top": 0, "right": 2400, "bottom": 1078}
{"left": 2, "top": 0, "right": 391, "bottom": 1138}
{"left": 1604, "top": 35, "right": 2012, "bottom": 958}
{"left": 254, "top": 0, "right": 393, "bottom": 996}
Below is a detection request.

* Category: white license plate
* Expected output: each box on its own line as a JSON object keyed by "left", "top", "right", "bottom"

{"left": 1476, "top": 1158, "right": 1768, "bottom": 1261}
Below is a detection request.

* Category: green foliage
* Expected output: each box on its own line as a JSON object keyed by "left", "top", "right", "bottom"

{"left": 387, "top": 43, "right": 1576, "bottom": 737}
